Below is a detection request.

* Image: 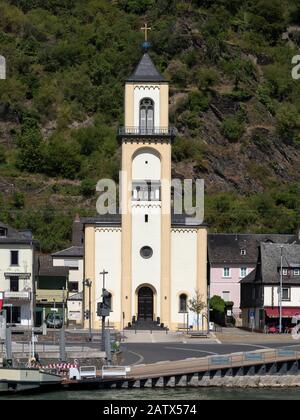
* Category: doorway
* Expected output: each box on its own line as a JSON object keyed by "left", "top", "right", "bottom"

{"left": 138, "top": 287, "right": 154, "bottom": 321}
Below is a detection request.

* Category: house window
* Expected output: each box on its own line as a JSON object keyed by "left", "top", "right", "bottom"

{"left": 282, "top": 288, "right": 291, "bottom": 301}
{"left": 69, "top": 282, "right": 79, "bottom": 293}
{"left": 179, "top": 294, "right": 188, "bottom": 313}
{"left": 10, "top": 276, "right": 19, "bottom": 292}
{"left": 241, "top": 249, "right": 247, "bottom": 256}
{"left": 0, "top": 227, "right": 7, "bottom": 237}
{"left": 5, "top": 306, "right": 21, "bottom": 324}
{"left": 222, "top": 291, "right": 230, "bottom": 302}
{"left": 140, "top": 98, "right": 154, "bottom": 133}
{"left": 223, "top": 267, "right": 231, "bottom": 278}
{"left": 145, "top": 215, "right": 149, "bottom": 223}
{"left": 10, "top": 250, "right": 19, "bottom": 266}
{"left": 240, "top": 267, "right": 248, "bottom": 278}
{"left": 294, "top": 269, "right": 300, "bottom": 276}
{"left": 282, "top": 269, "right": 288, "bottom": 276}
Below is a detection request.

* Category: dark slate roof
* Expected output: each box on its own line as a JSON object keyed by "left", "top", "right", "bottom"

{"left": 81, "top": 214, "right": 122, "bottom": 226}
{"left": 37, "top": 255, "right": 69, "bottom": 277}
{"left": 52, "top": 246, "right": 83, "bottom": 258}
{"left": 68, "top": 292, "right": 83, "bottom": 301}
{"left": 208, "top": 233, "right": 295, "bottom": 265}
{"left": 126, "top": 54, "right": 166, "bottom": 83}
{"left": 260, "top": 243, "right": 300, "bottom": 285}
{"left": 81, "top": 213, "right": 206, "bottom": 228}
{"left": 240, "top": 268, "right": 257, "bottom": 284}
{"left": 0, "top": 221, "right": 37, "bottom": 245}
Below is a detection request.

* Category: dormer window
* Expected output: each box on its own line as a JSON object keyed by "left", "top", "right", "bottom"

{"left": 0, "top": 228, "right": 7, "bottom": 237}
{"left": 241, "top": 249, "right": 246, "bottom": 256}
{"left": 294, "top": 269, "right": 300, "bottom": 276}
{"left": 282, "top": 269, "right": 288, "bottom": 276}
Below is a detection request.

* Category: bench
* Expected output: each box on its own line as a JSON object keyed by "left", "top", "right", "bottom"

{"left": 102, "top": 366, "right": 131, "bottom": 379}
{"left": 188, "top": 331, "right": 209, "bottom": 339}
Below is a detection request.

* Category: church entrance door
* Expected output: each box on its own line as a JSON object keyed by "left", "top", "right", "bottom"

{"left": 138, "top": 287, "right": 154, "bottom": 321}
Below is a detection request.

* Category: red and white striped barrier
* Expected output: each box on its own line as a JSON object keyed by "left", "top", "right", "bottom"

{"left": 42, "top": 363, "right": 78, "bottom": 370}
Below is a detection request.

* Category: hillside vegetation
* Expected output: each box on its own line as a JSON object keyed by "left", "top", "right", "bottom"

{"left": 1, "top": 0, "right": 300, "bottom": 251}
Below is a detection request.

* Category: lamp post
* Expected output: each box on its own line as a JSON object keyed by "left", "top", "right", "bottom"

{"left": 85, "top": 279, "right": 92, "bottom": 342}
{"left": 279, "top": 246, "right": 283, "bottom": 334}
{"left": 100, "top": 270, "right": 108, "bottom": 352}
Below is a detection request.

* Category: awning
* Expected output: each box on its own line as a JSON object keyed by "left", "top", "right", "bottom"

{"left": 265, "top": 307, "right": 300, "bottom": 318}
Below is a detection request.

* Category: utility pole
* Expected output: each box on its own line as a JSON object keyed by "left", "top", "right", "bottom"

{"left": 85, "top": 279, "right": 92, "bottom": 342}
{"left": 60, "top": 287, "right": 66, "bottom": 361}
{"left": 100, "top": 270, "right": 108, "bottom": 352}
{"left": 279, "top": 246, "right": 284, "bottom": 334}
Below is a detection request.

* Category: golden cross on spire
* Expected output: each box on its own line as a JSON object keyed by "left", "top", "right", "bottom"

{"left": 141, "top": 23, "right": 152, "bottom": 42}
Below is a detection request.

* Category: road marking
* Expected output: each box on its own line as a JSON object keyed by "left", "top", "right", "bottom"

{"left": 232, "top": 343, "right": 271, "bottom": 350}
{"left": 164, "top": 346, "right": 218, "bottom": 355}
{"left": 127, "top": 350, "right": 145, "bottom": 366}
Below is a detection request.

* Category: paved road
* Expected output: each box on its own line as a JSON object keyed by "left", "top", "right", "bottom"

{"left": 121, "top": 342, "right": 300, "bottom": 365}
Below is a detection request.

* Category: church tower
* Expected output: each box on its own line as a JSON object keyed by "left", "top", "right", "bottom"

{"left": 82, "top": 28, "right": 208, "bottom": 333}
{"left": 119, "top": 39, "right": 174, "bottom": 328}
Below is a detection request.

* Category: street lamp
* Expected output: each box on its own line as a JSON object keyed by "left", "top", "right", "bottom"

{"left": 279, "top": 246, "right": 283, "bottom": 334}
{"left": 84, "top": 279, "right": 92, "bottom": 341}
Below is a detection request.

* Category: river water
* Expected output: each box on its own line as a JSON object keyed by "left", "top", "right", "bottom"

{"left": 1, "top": 388, "right": 300, "bottom": 400}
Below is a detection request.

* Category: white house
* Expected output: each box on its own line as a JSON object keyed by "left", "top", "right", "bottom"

{"left": 52, "top": 217, "right": 84, "bottom": 325}
{"left": 0, "top": 222, "right": 36, "bottom": 326}
{"left": 241, "top": 242, "right": 300, "bottom": 331}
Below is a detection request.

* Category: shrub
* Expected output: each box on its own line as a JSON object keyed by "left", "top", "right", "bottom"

{"left": 0, "top": 145, "right": 6, "bottom": 164}
{"left": 80, "top": 178, "right": 96, "bottom": 198}
{"left": 11, "top": 192, "right": 25, "bottom": 209}
{"left": 220, "top": 117, "right": 245, "bottom": 142}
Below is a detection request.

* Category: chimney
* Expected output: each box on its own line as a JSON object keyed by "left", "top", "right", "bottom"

{"left": 72, "top": 214, "right": 83, "bottom": 246}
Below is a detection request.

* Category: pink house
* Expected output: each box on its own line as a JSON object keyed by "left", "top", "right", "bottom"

{"left": 208, "top": 234, "right": 294, "bottom": 320}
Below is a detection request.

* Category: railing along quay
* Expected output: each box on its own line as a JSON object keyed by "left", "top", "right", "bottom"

{"left": 98, "top": 348, "right": 300, "bottom": 389}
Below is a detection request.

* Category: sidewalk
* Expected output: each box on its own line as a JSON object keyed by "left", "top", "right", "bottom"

{"left": 215, "top": 327, "right": 299, "bottom": 344}
{"left": 121, "top": 330, "right": 219, "bottom": 344}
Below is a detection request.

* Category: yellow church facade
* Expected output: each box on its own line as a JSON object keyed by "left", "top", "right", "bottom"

{"left": 82, "top": 50, "right": 208, "bottom": 332}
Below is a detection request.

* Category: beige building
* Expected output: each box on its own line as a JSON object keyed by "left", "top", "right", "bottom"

{"left": 83, "top": 52, "right": 208, "bottom": 331}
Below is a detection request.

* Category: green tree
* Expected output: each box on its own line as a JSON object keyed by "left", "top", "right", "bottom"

{"left": 16, "top": 121, "right": 45, "bottom": 173}
{"left": 80, "top": 178, "right": 96, "bottom": 198}
{"left": 188, "top": 290, "right": 206, "bottom": 331}
{"left": 44, "top": 135, "right": 82, "bottom": 179}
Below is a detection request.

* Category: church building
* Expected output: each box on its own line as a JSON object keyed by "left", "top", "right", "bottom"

{"left": 82, "top": 39, "right": 208, "bottom": 331}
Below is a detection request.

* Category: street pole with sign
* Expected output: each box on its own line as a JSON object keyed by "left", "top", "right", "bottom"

{"left": 279, "top": 246, "right": 283, "bottom": 334}
{"left": 85, "top": 279, "right": 92, "bottom": 341}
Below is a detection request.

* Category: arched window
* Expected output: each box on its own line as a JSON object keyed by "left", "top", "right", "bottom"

{"left": 140, "top": 98, "right": 154, "bottom": 133}
{"left": 179, "top": 294, "right": 188, "bottom": 313}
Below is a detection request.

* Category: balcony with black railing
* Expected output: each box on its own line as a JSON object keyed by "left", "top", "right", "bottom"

{"left": 118, "top": 126, "right": 176, "bottom": 138}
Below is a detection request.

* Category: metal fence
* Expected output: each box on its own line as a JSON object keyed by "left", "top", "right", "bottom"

{"left": 207, "top": 348, "right": 299, "bottom": 370}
